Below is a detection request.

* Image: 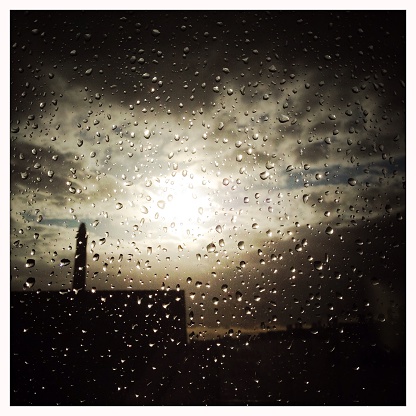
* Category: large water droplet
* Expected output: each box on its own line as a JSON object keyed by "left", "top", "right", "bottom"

{"left": 238, "top": 241, "right": 245, "bottom": 250}
{"left": 348, "top": 178, "right": 357, "bottom": 186}
{"left": 60, "top": 259, "right": 70, "bottom": 267}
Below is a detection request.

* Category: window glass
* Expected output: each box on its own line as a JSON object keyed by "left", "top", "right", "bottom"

{"left": 10, "top": 10, "right": 406, "bottom": 405}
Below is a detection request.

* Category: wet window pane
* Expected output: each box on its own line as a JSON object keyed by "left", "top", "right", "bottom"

{"left": 10, "top": 10, "right": 406, "bottom": 405}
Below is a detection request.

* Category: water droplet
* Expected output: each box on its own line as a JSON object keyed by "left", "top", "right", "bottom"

{"left": 260, "top": 171, "right": 270, "bottom": 180}
{"left": 221, "top": 284, "right": 228, "bottom": 292}
{"left": 279, "top": 114, "right": 290, "bottom": 123}
{"left": 144, "top": 129, "right": 151, "bottom": 139}
{"left": 207, "top": 243, "right": 216, "bottom": 253}
{"left": 314, "top": 261, "right": 323, "bottom": 271}
{"left": 222, "top": 178, "right": 230, "bottom": 186}
{"left": 147, "top": 247, "right": 152, "bottom": 255}
{"left": 325, "top": 226, "right": 333, "bottom": 235}
{"left": 348, "top": 178, "right": 357, "bottom": 186}
{"left": 85, "top": 68, "right": 93, "bottom": 76}
{"left": 238, "top": 241, "right": 245, "bottom": 250}
{"left": 25, "top": 259, "right": 35, "bottom": 268}
{"left": 303, "top": 194, "right": 309, "bottom": 203}
{"left": 266, "top": 161, "right": 275, "bottom": 169}
{"left": 215, "top": 225, "right": 222, "bottom": 233}
{"left": 24, "top": 277, "right": 36, "bottom": 289}
{"left": 157, "top": 200, "right": 165, "bottom": 209}
{"left": 286, "top": 165, "right": 294, "bottom": 172}
{"left": 140, "top": 206, "right": 149, "bottom": 214}
{"left": 60, "top": 259, "right": 70, "bottom": 267}
{"left": 116, "top": 202, "right": 123, "bottom": 210}
{"left": 93, "top": 254, "right": 99, "bottom": 261}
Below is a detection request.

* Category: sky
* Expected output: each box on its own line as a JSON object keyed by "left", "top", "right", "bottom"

{"left": 8, "top": 8, "right": 407, "bottom": 342}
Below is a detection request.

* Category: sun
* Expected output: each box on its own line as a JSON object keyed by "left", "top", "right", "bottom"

{"left": 154, "top": 175, "right": 212, "bottom": 240}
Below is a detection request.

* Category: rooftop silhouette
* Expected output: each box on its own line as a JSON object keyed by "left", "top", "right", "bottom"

{"left": 10, "top": 224, "right": 405, "bottom": 405}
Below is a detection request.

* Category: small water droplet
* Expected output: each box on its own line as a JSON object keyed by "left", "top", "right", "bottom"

{"left": 157, "top": 200, "right": 165, "bottom": 209}
{"left": 325, "top": 226, "right": 333, "bottom": 235}
{"left": 314, "top": 261, "right": 323, "bottom": 271}
{"left": 207, "top": 243, "right": 216, "bottom": 253}
{"left": 215, "top": 225, "right": 222, "bottom": 233}
{"left": 116, "top": 202, "right": 123, "bottom": 210}
{"left": 25, "top": 259, "right": 35, "bottom": 268}
{"left": 24, "top": 277, "right": 36, "bottom": 289}
{"left": 140, "top": 206, "right": 149, "bottom": 214}
{"left": 260, "top": 171, "right": 270, "bottom": 180}
{"left": 238, "top": 241, "right": 245, "bottom": 250}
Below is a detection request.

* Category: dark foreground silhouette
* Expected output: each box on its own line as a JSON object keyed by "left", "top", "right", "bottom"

{"left": 11, "top": 289, "right": 405, "bottom": 405}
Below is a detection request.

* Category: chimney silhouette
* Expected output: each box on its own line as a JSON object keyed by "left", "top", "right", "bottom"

{"left": 73, "top": 223, "right": 87, "bottom": 290}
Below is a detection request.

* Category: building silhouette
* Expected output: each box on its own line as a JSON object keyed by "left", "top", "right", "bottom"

{"left": 73, "top": 222, "right": 87, "bottom": 290}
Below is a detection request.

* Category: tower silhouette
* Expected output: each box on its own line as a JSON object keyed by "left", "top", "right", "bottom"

{"left": 73, "top": 223, "right": 87, "bottom": 290}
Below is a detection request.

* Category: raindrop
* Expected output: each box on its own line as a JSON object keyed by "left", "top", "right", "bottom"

{"left": 144, "top": 129, "right": 151, "bottom": 139}
{"left": 325, "top": 226, "right": 334, "bottom": 235}
{"left": 115, "top": 202, "right": 123, "bottom": 210}
{"left": 60, "top": 259, "right": 70, "bottom": 267}
{"left": 260, "top": 171, "right": 270, "bottom": 180}
{"left": 348, "top": 178, "right": 357, "bottom": 186}
{"left": 215, "top": 225, "right": 222, "bottom": 233}
{"left": 157, "top": 200, "right": 166, "bottom": 209}
{"left": 140, "top": 206, "right": 149, "bottom": 214}
{"left": 25, "top": 259, "right": 35, "bottom": 268}
{"left": 278, "top": 114, "right": 290, "bottom": 123}
{"left": 314, "top": 261, "right": 323, "bottom": 271}
{"left": 207, "top": 243, "right": 216, "bottom": 253}
{"left": 24, "top": 277, "right": 36, "bottom": 289}
{"left": 238, "top": 241, "right": 245, "bottom": 250}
